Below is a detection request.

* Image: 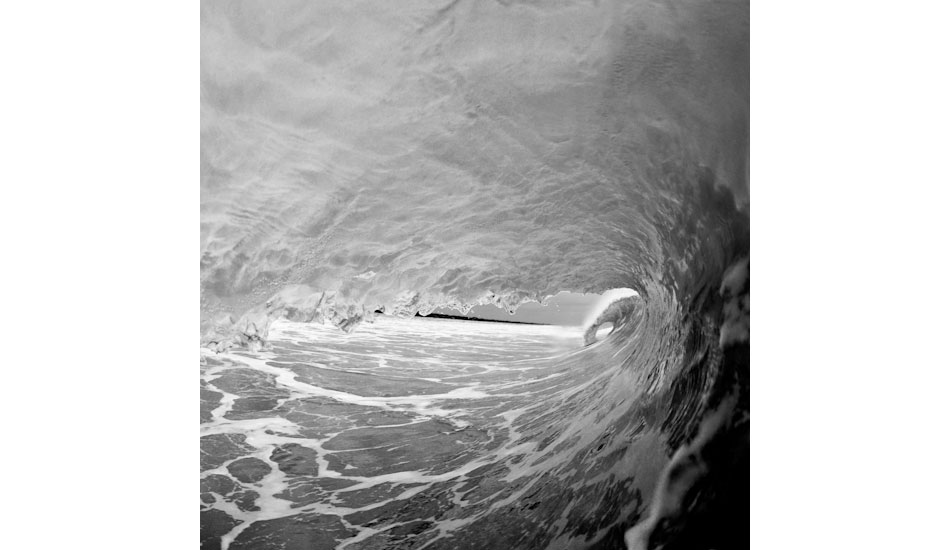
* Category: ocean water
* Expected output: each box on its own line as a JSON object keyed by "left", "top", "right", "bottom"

{"left": 201, "top": 0, "right": 749, "bottom": 548}
{"left": 202, "top": 316, "right": 623, "bottom": 547}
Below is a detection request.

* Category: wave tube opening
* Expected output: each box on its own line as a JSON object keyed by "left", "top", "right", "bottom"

{"left": 200, "top": 1, "right": 749, "bottom": 549}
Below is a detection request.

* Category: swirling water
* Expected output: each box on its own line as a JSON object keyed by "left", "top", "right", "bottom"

{"left": 201, "top": 0, "right": 749, "bottom": 548}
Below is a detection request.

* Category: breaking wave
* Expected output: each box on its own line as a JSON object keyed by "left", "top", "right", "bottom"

{"left": 582, "top": 289, "right": 639, "bottom": 346}
{"left": 201, "top": 0, "right": 749, "bottom": 547}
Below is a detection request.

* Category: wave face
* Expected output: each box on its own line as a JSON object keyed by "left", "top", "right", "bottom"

{"left": 201, "top": 0, "right": 749, "bottom": 548}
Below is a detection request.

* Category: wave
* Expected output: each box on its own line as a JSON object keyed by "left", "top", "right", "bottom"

{"left": 581, "top": 289, "right": 639, "bottom": 346}
{"left": 201, "top": 0, "right": 749, "bottom": 547}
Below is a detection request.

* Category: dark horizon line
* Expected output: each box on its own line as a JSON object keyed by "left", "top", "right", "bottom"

{"left": 414, "top": 312, "right": 549, "bottom": 325}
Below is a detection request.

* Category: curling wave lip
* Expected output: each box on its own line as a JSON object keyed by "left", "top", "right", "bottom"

{"left": 200, "top": 0, "right": 749, "bottom": 547}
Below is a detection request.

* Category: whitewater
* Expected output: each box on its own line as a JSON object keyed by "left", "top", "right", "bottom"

{"left": 201, "top": 0, "right": 749, "bottom": 548}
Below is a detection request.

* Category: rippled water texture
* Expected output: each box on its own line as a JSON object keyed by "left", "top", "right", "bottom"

{"left": 201, "top": 311, "right": 674, "bottom": 549}
{"left": 201, "top": 0, "right": 749, "bottom": 548}
{"left": 200, "top": 0, "right": 749, "bottom": 339}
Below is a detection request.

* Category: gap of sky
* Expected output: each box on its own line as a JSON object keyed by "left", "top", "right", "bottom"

{"left": 431, "top": 291, "right": 603, "bottom": 326}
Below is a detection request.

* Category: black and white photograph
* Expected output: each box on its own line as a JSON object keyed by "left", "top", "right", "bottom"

{"left": 199, "top": 1, "right": 747, "bottom": 548}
